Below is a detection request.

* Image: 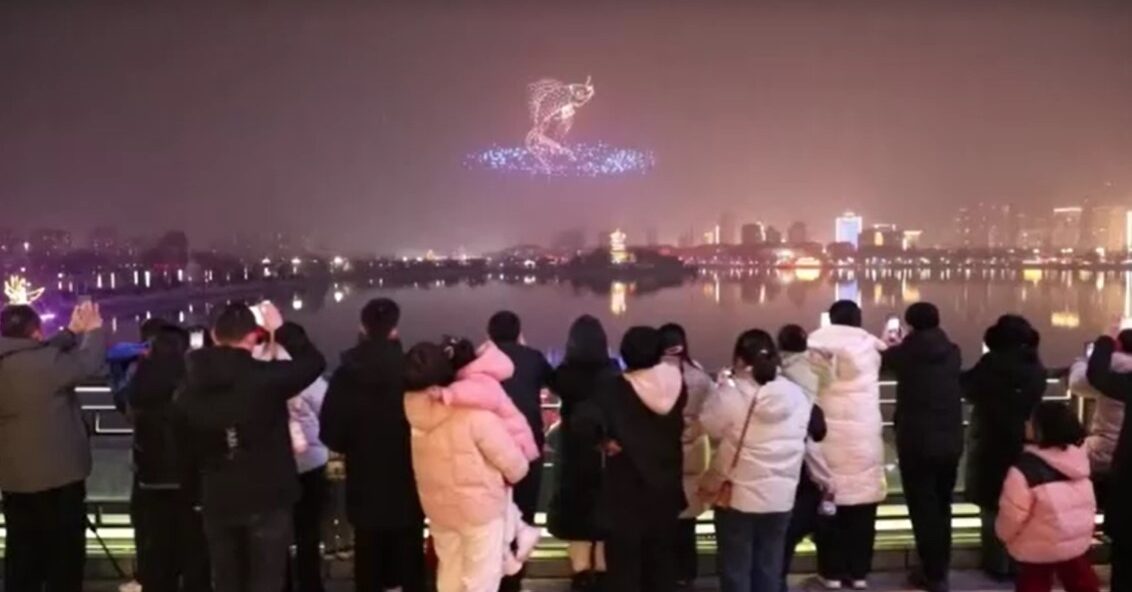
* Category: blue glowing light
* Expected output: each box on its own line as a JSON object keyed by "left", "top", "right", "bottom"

{"left": 465, "top": 142, "right": 655, "bottom": 177}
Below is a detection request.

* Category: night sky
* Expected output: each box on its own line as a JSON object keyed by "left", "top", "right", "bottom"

{"left": 2, "top": 1, "right": 1131, "bottom": 255}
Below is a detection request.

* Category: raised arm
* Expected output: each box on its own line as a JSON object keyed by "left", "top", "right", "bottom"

{"left": 256, "top": 322, "right": 327, "bottom": 402}
{"left": 1087, "top": 336, "right": 1132, "bottom": 403}
{"left": 50, "top": 328, "right": 108, "bottom": 392}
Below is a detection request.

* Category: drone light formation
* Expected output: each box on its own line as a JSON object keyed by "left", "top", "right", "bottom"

{"left": 466, "top": 75, "right": 654, "bottom": 177}
{"left": 4, "top": 275, "right": 45, "bottom": 306}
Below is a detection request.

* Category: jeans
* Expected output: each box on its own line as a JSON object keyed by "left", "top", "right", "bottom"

{"left": 899, "top": 454, "right": 958, "bottom": 584}
{"left": 713, "top": 508, "right": 791, "bottom": 592}
{"left": 285, "top": 466, "right": 327, "bottom": 592}
{"left": 203, "top": 508, "right": 292, "bottom": 592}
{"left": 605, "top": 517, "right": 678, "bottom": 592}
{"left": 1016, "top": 556, "right": 1100, "bottom": 592}
{"left": 132, "top": 485, "right": 212, "bottom": 592}
{"left": 978, "top": 507, "right": 1015, "bottom": 578}
{"left": 815, "top": 503, "right": 878, "bottom": 582}
{"left": 353, "top": 525, "right": 426, "bottom": 592}
{"left": 2, "top": 480, "right": 87, "bottom": 592}
{"left": 499, "top": 458, "right": 542, "bottom": 592}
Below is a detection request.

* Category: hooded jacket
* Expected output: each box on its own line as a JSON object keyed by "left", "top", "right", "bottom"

{"left": 439, "top": 342, "right": 539, "bottom": 462}
{"left": 996, "top": 444, "right": 1096, "bottom": 564}
{"left": 962, "top": 348, "right": 1047, "bottom": 507}
{"left": 579, "top": 363, "right": 686, "bottom": 533}
{"left": 665, "top": 357, "right": 714, "bottom": 518}
{"left": 0, "top": 329, "right": 106, "bottom": 493}
{"left": 175, "top": 322, "right": 326, "bottom": 520}
{"left": 1085, "top": 337, "right": 1132, "bottom": 532}
{"left": 404, "top": 388, "right": 529, "bottom": 531}
{"left": 700, "top": 373, "right": 811, "bottom": 513}
{"left": 319, "top": 338, "right": 423, "bottom": 529}
{"left": 882, "top": 327, "right": 964, "bottom": 460}
{"left": 806, "top": 324, "right": 888, "bottom": 505}
{"left": 253, "top": 344, "right": 329, "bottom": 474}
{"left": 1069, "top": 353, "right": 1131, "bottom": 474}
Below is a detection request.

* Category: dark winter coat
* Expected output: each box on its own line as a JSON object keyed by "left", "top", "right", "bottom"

{"left": 546, "top": 359, "right": 620, "bottom": 541}
{"left": 319, "top": 338, "right": 423, "bottom": 530}
{"left": 577, "top": 369, "right": 687, "bottom": 535}
{"left": 495, "top": 341, "right": 553, "bottom": 452}
{"left": 961, "top": 348, "right": 1047, "bottom": 508}
{"left": 882, "top": 328, "right": 965, "bottom": 461}
{"left": 175, "top": 323, "right": 325, "bottom": 521}
{"left": 122, "top": 352, "right": 189, "bottom": 488}
{"left": 1086, "top": 336, "right": 1132, "bottom": 534}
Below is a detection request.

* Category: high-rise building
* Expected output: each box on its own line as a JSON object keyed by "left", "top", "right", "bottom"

{"left": 609, "top": 229, "right": 629, "bottom": 264}
{"left": 953, "top": 203, "right": 1019, "bottom": 249}
{"left": 835, "top": 212, "right": 863, "bottom": 248}
{"left": 902, "top": 230, "right": 923, "bottom": 251}
{"left": 786, "top": 222, "right": 808, "bottom": 245}
{"left": 719, "top": 212, "right": 737, "bottom": 245}
{"left": 765, "top": 226, "right": 783, "bottom": 245}
{"left": 740, "top": 223, "right": 766, "bottom": 245}
{"left": 861, "top": 224, "right": 901, "bottom": 249}
{"left": 28, "top": 228, "right": 72, "bottom": 258}
{"left": 1083, "top": 205, "right": 1127, "bottom": 252}
{"left": 1050, "top": 207, "right": 1083, "bottom": 250}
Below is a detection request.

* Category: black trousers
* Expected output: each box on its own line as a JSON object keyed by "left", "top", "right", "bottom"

{"left": 353, "top": 525, "right": 425, "bottom": 592}
{"left": 899, "top": 453, "right": 958, "bottom": 583}
{"left": 782, "top": 473, "right": 824, "bottom": 586}
{"left": 285, "top": 466, "right": 327, "bottom": 592}
{"left": 132, "top": 485, "right": 212, "bottom": 592}
{"left": 204, "top": 508, "right": 292, "bottom": 592}
{"left": 499, "top": 458, "right": 543, "bottom": 592}
{"left": 815, "top": 503, "right": 878, "bottom": 582}
{"left": 674, "top": 518, "right": 699, "bottom": 583}
{"left": 604, "top": 518, "right": 678, "bottom": 592}
{"left": 2, "top": 480, "right": 86, "bottom": 592}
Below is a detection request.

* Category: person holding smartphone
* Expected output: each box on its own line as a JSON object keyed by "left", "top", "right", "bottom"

{"left": 880, "top": 303, "right": 964, "bottom": 592}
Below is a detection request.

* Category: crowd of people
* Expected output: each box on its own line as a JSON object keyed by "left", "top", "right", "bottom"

{"left": 0, "top": 295, "right": 1129, "bottom": 592}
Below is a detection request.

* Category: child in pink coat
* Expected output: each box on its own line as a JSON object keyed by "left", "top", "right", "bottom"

{"left": 996, "top": 401, "right": 1099, "bottom": 592}
{"left": 434, "top": 338, "right": 542, "bottom": 576}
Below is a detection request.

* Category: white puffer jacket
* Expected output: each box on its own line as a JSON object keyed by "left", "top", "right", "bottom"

{"left": 1069, "top": 353, "right": 1132, "bottom": 474}
{"left": 666, "top": 357, "right": 715, "bottom": 518}
{"left": 699, "top": 373, "right": 811, "bottom": 513}
{"left": 806, "top": 324, "right": 888, "bottom": 506}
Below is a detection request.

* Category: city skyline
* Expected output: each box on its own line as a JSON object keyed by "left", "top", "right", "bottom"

{"left": 2, "top": 2, "right": 1131, "bottom": 253}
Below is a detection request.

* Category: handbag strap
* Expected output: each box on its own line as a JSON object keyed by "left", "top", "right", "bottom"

{"left": 727, "top": 380, "right": 759, "bottom": 475}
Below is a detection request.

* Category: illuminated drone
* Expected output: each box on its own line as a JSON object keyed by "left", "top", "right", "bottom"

{"left": 465, "top": 76, "right": 654, "bottom": 177}
{"left": 4, "top": 275, "right": 45, "bottom": 306}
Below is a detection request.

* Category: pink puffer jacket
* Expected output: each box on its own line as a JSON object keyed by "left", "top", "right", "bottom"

{"left": 996, "top": 444, "right": 1096, "bottom": 564}
{"left": 404, "top": 390, "right": 530, "bottom": 531}
{"left": 439, "top": 342, "right": 539, "bottom": 462}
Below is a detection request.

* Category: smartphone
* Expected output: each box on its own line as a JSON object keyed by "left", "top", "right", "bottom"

{"left": 820, "top": 312, "right": 831, "bottom": 328}
{"left": 1086, "top": 341, "right": 1096, "bottom": 358}
{"left": 1122, "top": 317, "right": 1132, "bottom": 331}
{"left": 190, "top": 330, "right": 205, "bottom": 350}
{"left": 982, "top": 342, "right": 990, "bottom": 355}
{"left": 77, "top": 294, "right": 92, "bottom": 305}
{"left": 249, "top": 303, "right": 266, "bottom": 327}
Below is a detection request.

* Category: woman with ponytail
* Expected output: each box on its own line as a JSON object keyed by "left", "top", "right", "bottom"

{"left": 699, "top": 329, "right": 812, "bottom": 592}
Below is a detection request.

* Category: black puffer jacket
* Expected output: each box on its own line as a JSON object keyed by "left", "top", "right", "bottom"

{"left": 546, "top": 359, "right": 620, "bottom": 541}
{"left": 319, "top": 338, "right": 423, "bottom": 529}
{"left": 176, "top": 323, "right": 326, "bottom": 520}
{"left": 882, "top": 328, "right": 965, "bottom": 460}
{"left": 123, "top": 352, "right": 188, "bottom": 488}
{"left": 961, "top": 348, "right": 1047, "bottom": 508}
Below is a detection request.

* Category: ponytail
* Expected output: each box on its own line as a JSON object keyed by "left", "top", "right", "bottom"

{"left": 732, "top": 329, "right": 780, "bottom": 386}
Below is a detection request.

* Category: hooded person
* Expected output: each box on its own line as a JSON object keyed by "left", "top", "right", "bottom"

{"left": 805, "top": 300, "right": 888, "bottom": 590}
{"left": 699, "top": 328, "right": 811, "bottom": 592}
{"left": 575, "top": 326, "right": 686, "bottom": 592}
{"left": 402, "top": 342, "right": 530, "bottom": 592}
{"left": 319, "top": 298, "right": 426, "bottom": 592}
{"left": 658, "top": 323, "right": 714, "bottom": 587}
{"left": 962, "top": 314, "right": 1047, "bottom": 580}
{"left": 175, "top": 302, "right": 326, "bottom": 592}
{"left": 995, "top": 402, "right": 1099, "bottom": 592}
{"left": 546, "top": 315, "right": 621, "bottom": 590}
{"left": 880, "top": 303, "right": 964, "bottom": 592}
{"left": 1068, "top": 329, "right": 1132, "bottom": 504}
